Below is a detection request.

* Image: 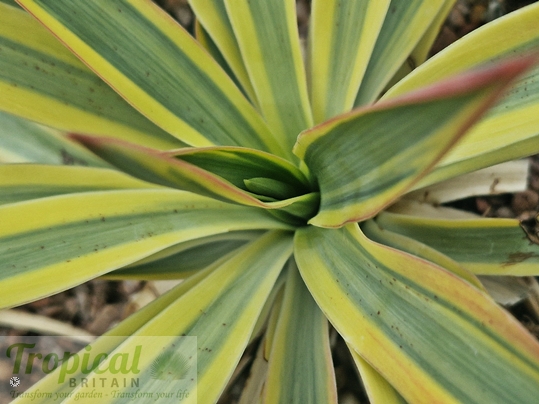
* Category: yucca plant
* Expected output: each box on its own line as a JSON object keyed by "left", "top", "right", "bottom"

{"left": 2, "top": 0, "right": 539, "bottom": 402}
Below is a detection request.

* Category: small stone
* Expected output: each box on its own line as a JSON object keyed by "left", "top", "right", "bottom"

{"left": 470, "top": 5, "right": 487, "bottom": 25}
{"left": 512, "top": 190, "right": 539, "bottom": 215}
{"left": 448, "top": 8, "right": 466, "bottom": 28}
{"left": 476, "top": 197, "right": 491, "bottom": 214}
{"left": 120, "top": 280, "right": 144, "bottom": 296}
{"left": 530, "top": 176, "right": 539, "bottom": 192}
{"left": 496, "top": 206, "right": 515, "bottom": 218}
{"left": 87, "top": 304, "right": 123, "bottom": 335}
{"left": 430, "top": 26, "right": 458, "bottom": 56}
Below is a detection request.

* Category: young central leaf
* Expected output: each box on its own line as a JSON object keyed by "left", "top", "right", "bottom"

{"left": 70, "top": 135, "right": 319, "bottom": 224}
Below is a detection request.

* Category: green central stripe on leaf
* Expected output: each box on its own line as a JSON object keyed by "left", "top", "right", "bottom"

{"left": 362, "top": 219, "right": 485, "bottom": 289}
{"left": 12, "top": 262, "right": 218, "bottom": 404}
{"left": 294, "top": 57, "right": 535, "bottom": 227}
{"left": 225, "top": 0, "right": 313, "bottom": 155}
{"left": 115, "top": 232, "right": 292, "bottom": 404}
{"left": 376, "top": 212, "right": 539, "bottom": 275}
{"left": 385, "top": 3, "right": 539, "bottom": 186}
{"left": 309, "top": 0, "right": 389, "bottom": 122}
{"left": 295, "top": 225, "right": 539, "bottom": 403}
{"left": 354, "top": 0, "right": 445, "bottom": 106}
{"left": 189, "top": 0, "right": 258, "bottom": 105}
{"left": 18, "top": 0, "right": 285, "bottom": 156}
{"left": 0, "top": 111, "right": 108, "bottom": 166}
{"left": 108, "top": 231, "right": 263, "bottom": 280}
{"left": 264, "top": 262, "right": 337, "bottom": 403}
{"left": 0, "top": 165, "right": 158, "bottom": 205}
{"left": 0, "top": 36, "right": 171, "bottom": 144}
{"left": 0, "top": 189, "right": 291, "bottom": 308}
{"left": 18, "top": 231, "right": 292, "bottom": 404}
{"left": 0, "top": 3, "right": 181, "bottom": 149}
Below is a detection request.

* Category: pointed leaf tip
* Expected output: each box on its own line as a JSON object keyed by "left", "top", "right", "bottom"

{"left": 296, "top": 53, "right": 538, "bottom": 228}
{"left": 386, "top": 52, "right": 539, "bottom": 107}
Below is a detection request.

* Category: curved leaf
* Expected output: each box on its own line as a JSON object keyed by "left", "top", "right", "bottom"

{"left": 309, "top": 0, "right": 389, "bottom": 122}
{"left": 362, "top": 219, "right": 485, "bottom": 290}
{"left": 295, "top": 224, "right": 539, "bottom": 403}
{"left": 295, "top": 57, "right": 534, "bottom": 227}
{"left": 167, "top": 146, "right": 310, "bottom": 196}
{"left": 349, "top": 347, "right": 407, "bottom": 404}
{"left": 376, "top": 211, "right": 539, "bottom": 276}
{"left": 264, "top": 261, "right": 337, "bottom": 404}
{"left": 0, "top": 189, "right": 291, "bottom": 308}
{"left": 225, "top": 0, "right": 312, "bottom": 156}
{"left": 17, "top": 0, "right": 284, "bottom": 156}
{"left": 0, "top": 3, "right": 182, "bottom": 149}
{"left": 385, "top": 3, "right": 539, "bottom": 186}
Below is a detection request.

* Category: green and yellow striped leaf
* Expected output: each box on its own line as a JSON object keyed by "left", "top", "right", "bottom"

{"left": 264, "top": 262, "right": 337, "bottom": 404}
{"left": 0, "top": 189, "right": 291, "bottom": 308}
{"left": 263, "top": 283, "right": 286, "bottom": 362}
{"left": 294, "top": 224, "right": 539, "bottom": 403}
{"left": 0, "top": 2, "right": 182, "bottom": 150}
{"left": 376, "top": 211, "right": 539, "bottom": 276}
{"left": 194, "top": 20, "right": 246, "bottom": 101}
{"left": 385, "top": 3, "right": 539, "bottom": 186}
{"left": 0, "top": 165, "right": 157, "bottom": 205}
{"left": 189, "top": 0, "right": 258, "bottom": 105}
{"left": 354, "top": 0, "right": 445, "bottom": 106}
{"left": 12, "top": 255, "right": 219, "bottom": 404}
{"left": 17, "top": 0, "right": 285, "bottom": 156}
{"left": 295, "top": 57, "right": 533, "bottom": 227}
{"left": 349, "top": 348, "right": 407, "bottom": 404}
{"left": 225, "top": 0, "right": 312, "bottom": 155}
{"left": 407, "top": 0, "right": 456, "bottom": 67}
{"left": 309, "top": 0, "right": 390, "bottom": 123}
{"left": 250, "top": 268, "right": 288, "bottom": 344}
{"left": 107, "top": 231, "right": 263, "bottom": 280}
{"left": 16, "top": 231, "right": 292, "bottom": 404}
{"left": 0, "top": 111, "right": 107, "bottom": 165}
{"left": 384, "top": 0, "right": 456, "bottom": 90}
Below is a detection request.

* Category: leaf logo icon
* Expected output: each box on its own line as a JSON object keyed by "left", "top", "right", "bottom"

{"left": 150, "top": 351, "right": 191, "bottom": 380}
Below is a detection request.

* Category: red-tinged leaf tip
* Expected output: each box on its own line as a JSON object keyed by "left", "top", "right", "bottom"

{"left": 294, "top": 53, "right": 538, "bottom": 158}
{"left": 384, "top": 52, "right": 539, "bottom": 108}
